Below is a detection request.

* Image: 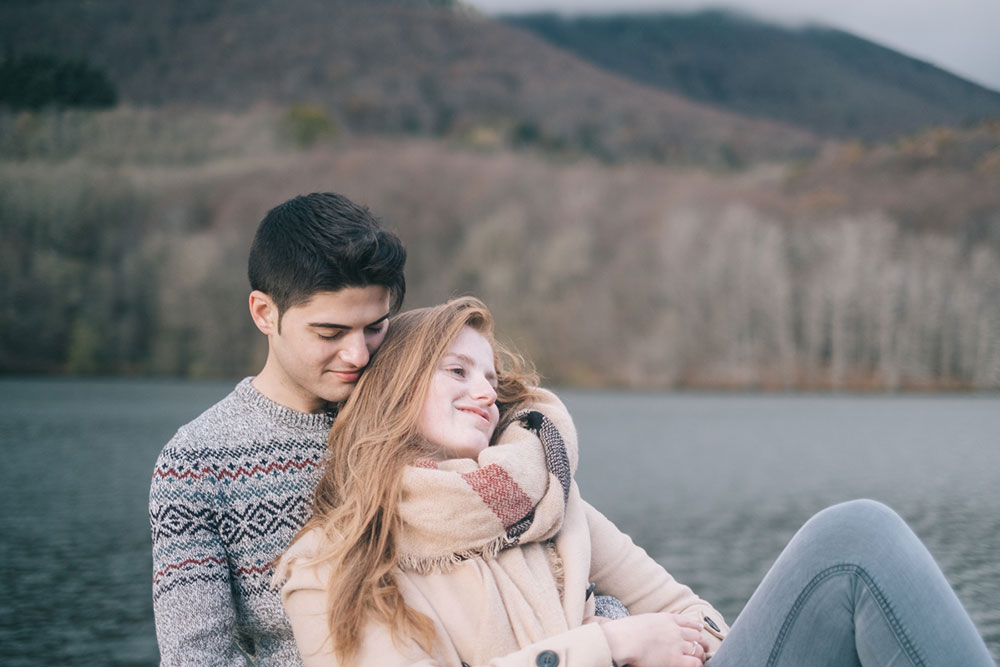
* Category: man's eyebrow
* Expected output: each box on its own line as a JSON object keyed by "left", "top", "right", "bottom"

{"left": 308, "top": 313, "right": 390, "bottom": 330}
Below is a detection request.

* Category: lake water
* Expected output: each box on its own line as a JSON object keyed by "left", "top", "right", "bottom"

{"left": 0, "top": 378, "right": 997, "bottom": 665}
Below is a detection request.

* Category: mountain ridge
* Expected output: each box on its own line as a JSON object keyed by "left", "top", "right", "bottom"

{"left": 504, "top": 10, "right": 1000, "bottom": 141}
{"left": 0, "top": 0, "right": 814, "bottom": 166}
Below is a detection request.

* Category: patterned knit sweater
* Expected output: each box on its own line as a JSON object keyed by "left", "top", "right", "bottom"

{"left": 150, "top": 378, "right": 335, "bottom": 666}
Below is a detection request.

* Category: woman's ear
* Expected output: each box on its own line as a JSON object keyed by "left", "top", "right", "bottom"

{"left": 249, "top": 290, "right": 278, "bottom": 335}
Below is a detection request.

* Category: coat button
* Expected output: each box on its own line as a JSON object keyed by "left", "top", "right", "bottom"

{"left": 536, "top": 650, "right": 559, "bottom": 667}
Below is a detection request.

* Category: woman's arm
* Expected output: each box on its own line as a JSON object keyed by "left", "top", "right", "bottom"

{"left": 287, "top": 573, "right": 614, "bottom": 666}
{"left": 584, "top": 501, "right": 729, "bottom": 654}
{"left": 286, "top": 572, "right": 710, "bottom": 667}
{"left": 279, "top": 533, "right": 616, "bottom": 667}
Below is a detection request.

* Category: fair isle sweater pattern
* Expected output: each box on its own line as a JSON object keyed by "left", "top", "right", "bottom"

{"left": 149, "top": 378, "right": 335, "bottom": 665}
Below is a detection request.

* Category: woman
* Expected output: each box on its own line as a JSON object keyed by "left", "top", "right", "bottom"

{"left": 277, "top": 297, "right": 995, "bottom": 667}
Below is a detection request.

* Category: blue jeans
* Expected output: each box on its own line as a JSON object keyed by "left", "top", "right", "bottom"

{"left": 708, "top": 500, "right": 995, "bottom": 667}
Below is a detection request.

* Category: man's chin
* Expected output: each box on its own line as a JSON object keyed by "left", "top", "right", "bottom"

{"left": 318, "top": 383, "right": 355, "bottom": 405}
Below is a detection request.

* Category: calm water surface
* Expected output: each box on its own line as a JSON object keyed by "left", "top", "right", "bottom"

{"left": 0, "top": 379, "right": 997, "bottom": 665}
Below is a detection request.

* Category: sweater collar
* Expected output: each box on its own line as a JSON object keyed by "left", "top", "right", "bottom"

{"left": 235, "top": 377, "right": 338, "bottom": 431}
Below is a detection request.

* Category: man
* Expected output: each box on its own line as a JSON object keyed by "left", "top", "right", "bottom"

{"left": 149, "top": 192, "right": 407, "bottom": 665}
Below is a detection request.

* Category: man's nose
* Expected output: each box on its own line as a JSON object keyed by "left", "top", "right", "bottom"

{"left": 339, "top": 332, "right": 370, "bottom": 368}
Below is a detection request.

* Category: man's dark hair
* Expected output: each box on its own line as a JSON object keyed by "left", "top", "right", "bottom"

{"left": 248, "top": 192, "right": 406, "bottom": 318}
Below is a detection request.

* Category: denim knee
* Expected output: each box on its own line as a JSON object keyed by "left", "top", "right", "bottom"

{"left": 799, "top": 499, "right": 911, "bottom": 562}
{"left": 816, "top": 498, "right": 903, "bottom": 529}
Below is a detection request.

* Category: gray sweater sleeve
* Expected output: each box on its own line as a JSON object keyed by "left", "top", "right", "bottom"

{"left": 150, "top": 430, "right": 247, "bottom": 666}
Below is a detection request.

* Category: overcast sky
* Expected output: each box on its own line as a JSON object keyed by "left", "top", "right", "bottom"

{"left": 467, "top": 0, "right": 1000, "bottom": 92}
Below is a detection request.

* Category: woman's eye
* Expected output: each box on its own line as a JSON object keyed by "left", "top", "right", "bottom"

{"left": 447, "top": 367, "right": 466, "bottom": 377}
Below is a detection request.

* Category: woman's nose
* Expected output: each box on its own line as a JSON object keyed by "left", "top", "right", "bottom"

{"left": 473, "top": 376, "right": 497, "bottom": 404}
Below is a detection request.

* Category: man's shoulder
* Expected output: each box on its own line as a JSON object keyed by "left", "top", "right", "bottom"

{"left": 522, "top": 387, "right": 572, "bottom": 427}
{"left": 158, "top": 380, "right": 253, "bottom": 458}
{"left": 153, "top": 377, "right": 333, "bottom": 469}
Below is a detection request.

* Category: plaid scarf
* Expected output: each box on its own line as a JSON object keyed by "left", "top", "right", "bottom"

{"left": 397, "top": 410, "right": 578, "bottom": 573}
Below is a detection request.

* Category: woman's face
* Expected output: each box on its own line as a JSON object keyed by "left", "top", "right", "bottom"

{"left": 417, "top": 326, "right": 500, "bottom": 460}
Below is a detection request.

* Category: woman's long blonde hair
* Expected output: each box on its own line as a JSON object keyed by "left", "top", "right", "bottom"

{"left": 292, "top": 296, "right": 539, "bottom": 664}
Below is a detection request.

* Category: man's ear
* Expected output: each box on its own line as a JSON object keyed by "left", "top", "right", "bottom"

{"left": 249, "top": 290, "right": 279, "bottom": 335}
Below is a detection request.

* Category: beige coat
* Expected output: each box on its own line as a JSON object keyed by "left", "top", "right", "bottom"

{"left": 280, "top": 490, "right": 728, "bottom": 666}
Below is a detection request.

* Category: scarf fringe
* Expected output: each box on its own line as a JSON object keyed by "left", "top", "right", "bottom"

{"left": 398, "top": 534, "right": 517, "bottom": 574}
{"left": 545, "top": 540, "right": 565, "bottom": 597}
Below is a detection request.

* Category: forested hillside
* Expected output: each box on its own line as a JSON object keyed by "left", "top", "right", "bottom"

{"left": 1, "top": 0, "right": 998, "bottom": 390}
{"left": 0, "top": 0, "right": 815, "bottom": 166}
{"left": 507, "top": 11, "right": 1000, "bottom": 140}
{"left": 3, "top": 110, "right": 998, "bottom": 389}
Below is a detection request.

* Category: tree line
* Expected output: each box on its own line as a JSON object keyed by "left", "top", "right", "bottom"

{"left": 0, "top": 53, "right": 116, "bottom": 111}
{"left": 2, "top": 109, "right": 997, "bottom": 390}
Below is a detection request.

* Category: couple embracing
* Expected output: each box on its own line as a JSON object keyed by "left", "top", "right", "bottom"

{"left": 150, "top": 193, "right": 994, "bottom": 667}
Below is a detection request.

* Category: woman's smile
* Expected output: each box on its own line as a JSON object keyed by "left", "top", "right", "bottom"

{"left": 457, "top": 404, "right": 491, "bottom": 422}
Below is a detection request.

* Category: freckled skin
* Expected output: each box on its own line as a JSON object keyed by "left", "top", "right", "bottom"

{"left": 417, "top": 327, "right": 500, "bottom": 460}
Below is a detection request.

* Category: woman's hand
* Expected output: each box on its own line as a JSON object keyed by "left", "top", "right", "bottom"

{"left": 600, "top": 612, "right": 708, "bottom": 666}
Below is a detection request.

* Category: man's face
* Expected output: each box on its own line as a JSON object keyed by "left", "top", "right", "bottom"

{"left": 255, "top": 286, "right": 391, "bottom": 412}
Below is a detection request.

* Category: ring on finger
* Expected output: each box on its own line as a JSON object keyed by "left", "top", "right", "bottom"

{"left": 685, "top": 641, "right": 698, "bottom": 656}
